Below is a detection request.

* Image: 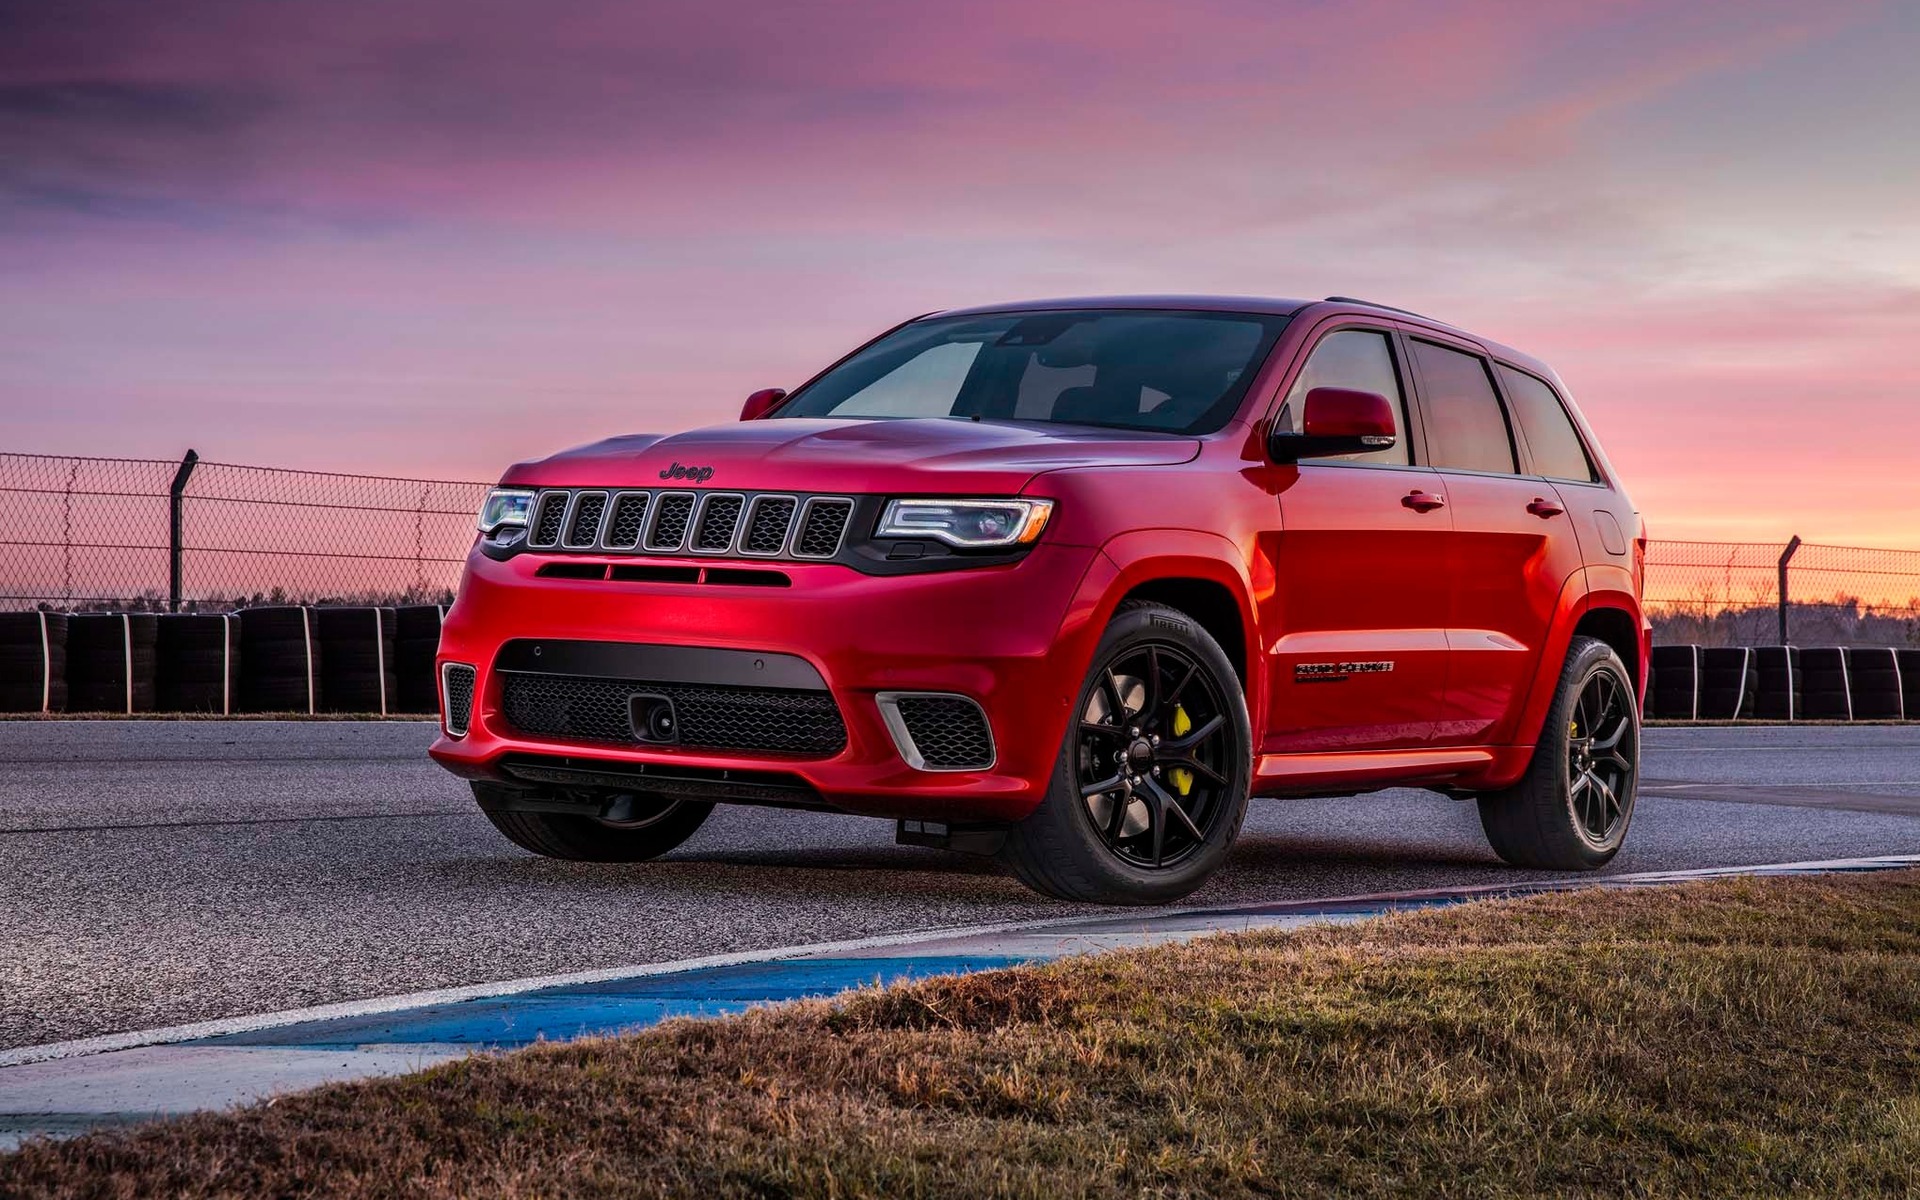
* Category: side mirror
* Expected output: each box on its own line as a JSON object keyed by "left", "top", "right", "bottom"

{"left": 1267, "top": 387, "right": 1397, "bottom": 463}
{"left": 740, "top": 388, "right": 787, "bottom": 421}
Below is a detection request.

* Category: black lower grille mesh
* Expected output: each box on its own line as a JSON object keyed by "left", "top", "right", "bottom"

{"left": 442, "top": 664, "right": 476, "bottom": 736}
{"left": 894, "top": 695, "right": 993, "bottom": 768}
{"left": 500, "top": 671, "right": 847, "bottom": 756}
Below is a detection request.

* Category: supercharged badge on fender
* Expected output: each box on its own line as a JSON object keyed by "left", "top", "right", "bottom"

{"left": 1295, "top": 660, "right": 1395, "bottom": 684}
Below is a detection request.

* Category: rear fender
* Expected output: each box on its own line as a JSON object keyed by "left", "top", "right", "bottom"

{"left": 1484, "top": 568, "right": 1645, "bottom": 790}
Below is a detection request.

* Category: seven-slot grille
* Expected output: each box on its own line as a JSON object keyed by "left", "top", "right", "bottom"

{"left": 524, "top": 488, "right": 853, "bottom": 561}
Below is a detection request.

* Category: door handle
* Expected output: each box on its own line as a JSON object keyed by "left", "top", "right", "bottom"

{"left": 1401, "top": 490, "right": 1446, "bottom": 513}
{"left": 1526, "top": 497, "right": 1565, "bottom": 519}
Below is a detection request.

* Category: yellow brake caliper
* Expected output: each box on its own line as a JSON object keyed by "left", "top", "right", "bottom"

{"left": 1168, "top": 704, "right": 1194, "bottom": 796}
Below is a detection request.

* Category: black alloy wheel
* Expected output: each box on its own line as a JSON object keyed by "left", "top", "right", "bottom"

{"left": 1075, "top": 642, "right": 1235, "bottom": 870}
{"left": 1000, "top": 600, "right": 1252, "bottom": 904}
{"left": 1567, "top": 669, "right": 1636, "bottom": 847}
{"left": 1478, "top": 635, "right": 1640, "bottom": 871}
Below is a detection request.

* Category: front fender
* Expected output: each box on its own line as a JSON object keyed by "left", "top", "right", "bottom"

{"left": 1065, "top": 528, "right": 1265, "bottom": 731}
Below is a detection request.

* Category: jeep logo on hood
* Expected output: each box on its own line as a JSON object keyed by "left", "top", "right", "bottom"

{"left": 658, "top": 461, "right": 715, "bottom": 483}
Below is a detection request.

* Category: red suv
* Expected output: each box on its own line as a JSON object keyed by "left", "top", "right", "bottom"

{"left": 432, "top": 296, "right": 1647, "bottom": 903}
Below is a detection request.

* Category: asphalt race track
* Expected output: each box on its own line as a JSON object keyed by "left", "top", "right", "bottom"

{"left": 3, "top": 721, "right": 1917, "bottom": 1051}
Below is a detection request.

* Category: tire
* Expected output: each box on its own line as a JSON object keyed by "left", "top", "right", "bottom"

{"left": 473, "top": 782, "right": 714, "bottom": 862}
{"left": 1000, "top": 600, "right": 1252, "bottom": 905}
{"left": 394, "top": 605, "right": 444, "bottom": 641}
{"left": 393, "top": 636, "right": 441, "bottom": 713}
{"left": 1478, "top": 635, "right": 1639, "bottom": 870}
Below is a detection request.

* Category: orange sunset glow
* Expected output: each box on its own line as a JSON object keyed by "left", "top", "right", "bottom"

{"left": 3, "top": 1, "right": 1917, "bottom": 547}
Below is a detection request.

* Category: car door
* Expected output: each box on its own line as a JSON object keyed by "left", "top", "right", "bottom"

{"left": 1405, "top": 334, "right": 1587, "bottom": 746}
{"left": 1262, "top": 324, "right": 1453, "bottom": 754}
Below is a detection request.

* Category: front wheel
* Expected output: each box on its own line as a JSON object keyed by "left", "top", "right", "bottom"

{"left": 474, "top": 782, "right": 714, "bottom": 862}
{"left": 1477, "top": 635, "right": 1640, "bottom": 870}
{"left": 1001, "top": 601, "right": 1252, "bottom": 904}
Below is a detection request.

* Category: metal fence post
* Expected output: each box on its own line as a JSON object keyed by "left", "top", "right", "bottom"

{"left": 1777, "top": 535, "right": 1802, "bottom": 645}
{"left": 168, "top": 449, "right": 199, "bottom": 613}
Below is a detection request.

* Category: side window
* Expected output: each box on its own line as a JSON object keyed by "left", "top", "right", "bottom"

{"left": 1410, "top": 339, "right": 1516, "bottom": 474}
{"left": 1275, "top": 329, "right": 1410, "bottom": 465}
{"left": 1497, "top": 365, "right": 1598, "bottom": 483}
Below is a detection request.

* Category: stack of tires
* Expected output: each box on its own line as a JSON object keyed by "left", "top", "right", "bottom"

{"left": 314, "top": 607, "right": 397, "bottom": 714}
{"left": 1845, "top": 647, "right": 1905, "bottom": 721}
{"left": 156, "top": 614, "right": 241, "bottom": 714}
{"left": 67, "top": 613, "right": 159, "bottom": 713}
{"left": 238, "top": 607, "right": 322, "bottom": 713}
{"left": 1646, "top": 645, "right": 1701, "bottom": 720}
{"left": 1698, "top": 647, "right": 1758, "bottom": 720}
{"left": 1901, "top": 650, "right": 1920, "bottom": 722}
{"left": 1798, "top": 648, "right": 1852, "bottom": 720}
{"left": 1752, "top": 646, "right": 1801, "bottom": 720}
{"left": 0, "top": 612, "right": 68, "bottom": 713}
{"left": 393, "top": 605, "right": 445, "bottom": 714}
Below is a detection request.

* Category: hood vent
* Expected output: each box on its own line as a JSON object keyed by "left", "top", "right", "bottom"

{"left": 524, "top": 487, "right": 854, "bottom": 563}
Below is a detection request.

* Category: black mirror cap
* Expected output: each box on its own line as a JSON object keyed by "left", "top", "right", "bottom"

{"left": 1266, "top": 429, "right": 1397, "bottom": 463}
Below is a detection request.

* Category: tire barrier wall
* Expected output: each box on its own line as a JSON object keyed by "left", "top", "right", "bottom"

{"left": 393, "top": 605, "right": 445, "bottom": 716}
{"left": 1699, "top": 647, "right": 1758, "bottom": 720}
{"left": 1753, "top": 646, "right": 1801, "bottom": 721}
{"left": 156, "top": 614, "right": 241, "bottom": 715}
{"left": 314, "top": 606, "right": 398, "bottom": 715}
{"left": 1646, "top": 645, "right": 1701, "bottom": 721}
{"left": 0, "top": 612, "right": 68, "bottom": 713}
{"left": 238, "top": 606, "right": 322, "bottom": 714}
{"left": 68, "top": 613, "right": 159, "bottom": 714}
{"left": 1799, "top": 648, "right": 1853, "bottom": 721}
{"left": 2, "top": 606, "right": 445, "bottom": 715}
{"left": 1845, "top": 647, "right": 1905, "bottom": 721}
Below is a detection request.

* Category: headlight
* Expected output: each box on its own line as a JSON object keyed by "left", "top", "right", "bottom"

{"left": 476, "top": 488, "right": 537, "bottom": 534}
{"left": 876, "top": 498, "right": 1055, "bottom": 549}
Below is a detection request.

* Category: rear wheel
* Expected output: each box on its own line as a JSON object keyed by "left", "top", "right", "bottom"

{"left": 1001, "top": 601, "right": 1251, "bottom": 904}
{"left": 1477, "top": 635, "right": 1639, "bottom": 870}
{"left": 474, "top": 782, "right": 714, "bottom": 862}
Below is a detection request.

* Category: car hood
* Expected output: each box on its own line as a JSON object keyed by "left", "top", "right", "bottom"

{"left": 500, "top": 418, "right": 1200, "bottom": 494}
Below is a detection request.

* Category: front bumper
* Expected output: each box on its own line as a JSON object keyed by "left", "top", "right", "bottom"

{"left": 429, "top": 541, "right": 1109, "bottom": 822}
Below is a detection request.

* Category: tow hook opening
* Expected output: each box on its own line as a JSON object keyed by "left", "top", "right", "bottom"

{"left": 896, "top": 819, "right": 1008, "bottom": 856}
{"left": 628, "top": 693, "right": 680, "bottom": 744}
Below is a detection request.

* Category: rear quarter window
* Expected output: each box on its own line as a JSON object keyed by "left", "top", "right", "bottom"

{"left": 1497, "top": 365, "right": 1599, "bottom": 483}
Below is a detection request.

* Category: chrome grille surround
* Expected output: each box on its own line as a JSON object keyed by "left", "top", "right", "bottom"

{"left": 528, "top": 492, "right": 569, "bottom": 548}
{"left": 563, "top": 491, "right": 609, "bottom": 549}
{"left": 690, "top": 492, "right": 747, "bottom": 554}
{"left": 645, "top": 492, "right": 696, "bottom": 551}
{"left": 793, "top": 497, "right": 855, "bottom": 559}
{"left": 740, "top": 494, "right": 798, "bottom": 556}
{"left": 520, "top": 488, "right": 856, "bottom": 563}
{"left": 603, "top": 491, "right": 651, "bottom": 549}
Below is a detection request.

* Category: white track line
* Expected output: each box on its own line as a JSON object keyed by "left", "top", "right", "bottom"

{"left": 6, "top": 853, "right": 1917, "bottom": 1070}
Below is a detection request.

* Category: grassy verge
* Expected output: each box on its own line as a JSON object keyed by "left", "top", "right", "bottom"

{"left": 8, "top": 871, "right": 1919, "bottom": 1198}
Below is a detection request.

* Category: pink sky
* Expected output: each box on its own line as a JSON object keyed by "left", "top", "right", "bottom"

{"left": 3, "top": 0, "right": 1918, "bottom": 545}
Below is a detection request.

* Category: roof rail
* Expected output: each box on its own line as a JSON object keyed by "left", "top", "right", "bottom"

{"left": 1323, "top": 295, "right": 1438, "bottom": 321}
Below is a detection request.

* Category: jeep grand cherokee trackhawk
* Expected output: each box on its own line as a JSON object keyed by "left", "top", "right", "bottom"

{"left": 431, "top": 296, "right": 1648, "bottom": 904}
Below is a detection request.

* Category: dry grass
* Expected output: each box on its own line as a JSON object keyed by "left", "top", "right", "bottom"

{"left": 6, "top": 871, "right": 1919, "bottom": 1198}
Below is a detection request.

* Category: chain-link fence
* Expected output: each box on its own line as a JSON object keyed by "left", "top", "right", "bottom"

{"left": 1646, "top": 540, "right": 1920, "bottom": 647}
{"left": 5, "top": 450, "right": 1918, "bottom": 644}
{"left": 1, "top": 452, "right": 485, "bottom": 612}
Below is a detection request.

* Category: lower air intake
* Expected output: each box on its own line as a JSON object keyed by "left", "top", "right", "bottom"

{"left": 499, "top": 672, "right": 847, "bottom": 757}
{"left": 881, "top": 693, "right": 994, "bottom": 770}
{"left": 442, "top": 663, "right": 477, "bottom": 737}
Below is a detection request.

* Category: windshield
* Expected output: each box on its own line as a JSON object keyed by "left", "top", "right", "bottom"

{"left": 775, "top": 309, "right": 1289, "bottom": 434}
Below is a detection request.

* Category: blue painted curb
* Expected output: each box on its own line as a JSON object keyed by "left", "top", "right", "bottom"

{"left": 196, "top": 956, "right": 1033, "bottom": 1051}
